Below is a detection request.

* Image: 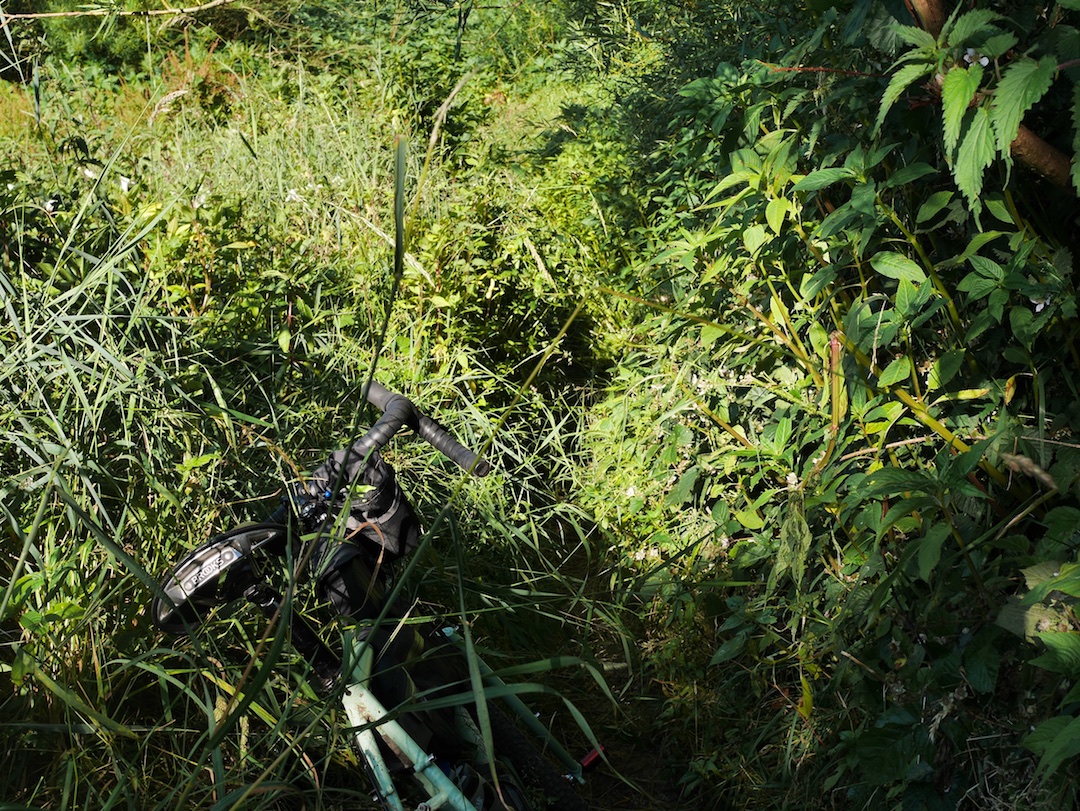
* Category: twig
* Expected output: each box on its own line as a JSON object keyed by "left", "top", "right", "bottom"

{"left": 1, "top": 0, "right": 241, "bottom": 21}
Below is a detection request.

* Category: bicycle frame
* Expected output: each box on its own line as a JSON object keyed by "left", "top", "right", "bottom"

{"left": 339, "top": 628, "right": 585, "bottom": 811}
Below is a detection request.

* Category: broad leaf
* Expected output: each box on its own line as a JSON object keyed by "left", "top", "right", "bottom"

{"left": 792, "top": 167, "right": 855, "bottom": 192}
{"left": 874, "top": 62, "right": 933, "bottom": 136}
{"left": 916, "top": 190, "right": 953, "bottom": 223}
{"left": 954, "top": 106, "right": 996, "bottom": 215}
{"left": 871, "top": 251, "right": 927, "bottom": 283}
{"left": 991, "top": 56, "right": 1057, "bottom": 156}
{"left": 942, "top": 66, "right": 983, "bottom": 160}
{"left": 1032, "top": 631, "right": 1080, "bottom": 678}
{"left": 877, "top": 357, "right": 911, "bottom": 387}
{"left": 927, "top": 349, "right": 965, "bottom": 390}
{"left": 917, "top": 523, "right": 951, "bottom": 582}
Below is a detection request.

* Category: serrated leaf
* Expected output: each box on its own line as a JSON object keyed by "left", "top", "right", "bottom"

{"left": 891, "top": 24, "right": 938, "bottom": 50}
{"left": 942, "top": 66, "right": 983, "bottom": 160}
{"left": 992, "top": 56, "right": 1058, "bottom": 156}
{"left": 946, "top": 9, "right": 1003, "bottom": 47}
{"left": 954, "top": 106, "right": 996, "bottom": 216}
{"left": 792, "top": 167, "right": 855, "bottom": 192}
{"left": 981, "top": 32, "right": 1018, "bottom": 58}
{"left": 871, "top": 251, "right": 927, "bottom": 283}
{"left": 878, "top": 356, "right": 911, "bottom": 387}
{"left": 874, "top": 62, "right": 934, "bottom": 136}
{"left": 1027, "top": 716, "right": 1080, "bottom": 776}
{"left": 743, "top": 223, "right": 768, "bottom": 256}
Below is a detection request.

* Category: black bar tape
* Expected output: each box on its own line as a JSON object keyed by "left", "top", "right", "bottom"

{"left": 418, "top": 415, "right": 490, "bottom": 477}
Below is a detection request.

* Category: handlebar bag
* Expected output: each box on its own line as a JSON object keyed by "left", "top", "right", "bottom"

{"left": 307, "top": 451, "right": 420, "bottom": 564}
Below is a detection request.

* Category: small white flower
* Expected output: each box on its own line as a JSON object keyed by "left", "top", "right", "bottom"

{"left": 625, "top": 486, "right": 637, "bottom": 498}
{"left": 192, "top": 192, "right": 207, "bottom": 209}
{"left": 285, "top": 188, "right": 304, "bottom": 204}
{"left": 786, "top": 471, "right": 799, "bottom": 490}
{"left": 82, "top": 166, "right": 98, "bottom": 180}
{"left": 119, "top": 175, "right": 132, "bottom": 193}
{"left": 963, "top": 48, "right": 989, "bottom": 67}
{"left": 1030, "top": 295, "right": 1051, "bottom": 313}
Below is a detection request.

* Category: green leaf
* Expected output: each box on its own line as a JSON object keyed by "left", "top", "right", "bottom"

{"left": 792, "top": 167, "right": 855, "bottom": 192}
{"left": 917, "top": 523, "right": 951, "bottom": 582}
{"left": 1032, "top": 631, "right": 1080, "bottom": 677}
{"left": 743, "top": 223, "right": 768, "bottom": 256}
{"left": 878, "top": 357, "right": 911, "bottom": 387}
{"left": 863, "top": 467, "right": 935, "bottom": 498}
{"left": 916, "top": 190, "right": 953, "bottom": 223}
{"left": 927, "top": 349, "right": 965, "bottom": 390}
{"left": 991, "top": 56, "right": 1058, "bottom": 157}
{"left": 874, "top": 62, "right": 934, "bottom": 136}
{"left": 981, "top": 32, "right": 1018, "bottom": 58}
{"left": 954, "top": 106, "right": 996, "bottom": 216}
{"left": 735, "top": 510, "right": 765, "bottom": 530}
{"left": 942, "top": 66, "right": 983, "bottom": 159}
{"left": 765, "top": 197, "right": 789, "bottom": 234}
{"left": 665, "top": 465, "right": 700, "bottom": 505}
{"left": 1024, "top": 716, "right": 1080, "bottom": 776}
{"left": 946, "top": 10, "right": 1003, "bottom": 47}
{"left": 882, "top": 162, "right": 937, "bottom": 189}
{"left": 870, "top": 251, "right": 927, "bottom": 283}
{"left": 891, "top": 24, "right": 937, "bottom": 50}
{"left": 1061, "top": 0, "right": 1080, "bottom": 9}
{"left": 709, "top": 631, "right": 748, "bottom": 666}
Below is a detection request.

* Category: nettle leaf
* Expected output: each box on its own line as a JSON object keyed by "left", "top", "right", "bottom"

{"left": 927, "top": 349, "right": 966, "bottom": 390}
{"left": 874, "top": 62, "right": 934, "bottom": 136}
{"left": 954, "top": 106, "right": 996, "bottom": 216}
{"left": 992, "top": 56, "right": 1058, "bottom": 156}
{"left": 946, "top": 10, "right": 1003, "bottom": 47}
{"left": 942, "top": 65, "right": 984, "bottom": 159}
{"left": 871, "top": 251, "right": 927, "bottom": 283}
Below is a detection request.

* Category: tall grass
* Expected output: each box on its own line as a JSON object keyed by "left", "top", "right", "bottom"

{"left": 0, "top": 4, "right": 628, "bottom": 808}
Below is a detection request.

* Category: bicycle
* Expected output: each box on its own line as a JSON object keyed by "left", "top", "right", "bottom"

{"left": 151, "top": 381, "right": 596, "bottom": 811}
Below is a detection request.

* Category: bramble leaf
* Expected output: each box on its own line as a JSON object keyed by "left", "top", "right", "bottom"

{"left": 891, "top": 24, "right": 937, "bottom": 50}
{"left": 945, "top": 10, "right": 1003, "bottom": 47}
{"left": 991, "top": 56, "right": 1057, "bottom": 157}
{"left": 874, "top": 62, "right": 934, "bottom": 136}
{"left": 954, "top": 106, "right": 995, "bottom": 216}
{"left": 942, "top": 66, "right": 983, "bottom": 160}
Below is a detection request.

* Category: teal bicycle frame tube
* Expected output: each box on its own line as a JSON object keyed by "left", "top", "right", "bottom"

{"left": 342, "top": 640, "right": 481, "bottom": 811}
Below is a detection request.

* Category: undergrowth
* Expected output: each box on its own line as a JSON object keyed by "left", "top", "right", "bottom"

{"left": 3, "top": 1, "right": 1080, "bottom": 810}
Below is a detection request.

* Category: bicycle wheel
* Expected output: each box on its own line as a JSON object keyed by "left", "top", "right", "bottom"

{"left": 467, "top": 702, "right": 585, "bottom": 811}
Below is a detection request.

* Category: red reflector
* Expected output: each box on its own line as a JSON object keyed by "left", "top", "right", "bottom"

{"left": 580, "top": 746, "right": 606, "bottom": 771}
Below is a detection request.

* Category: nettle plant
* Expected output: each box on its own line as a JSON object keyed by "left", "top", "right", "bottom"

{"left": 874, "top": 2, "right": 1080, "bottom": 213}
